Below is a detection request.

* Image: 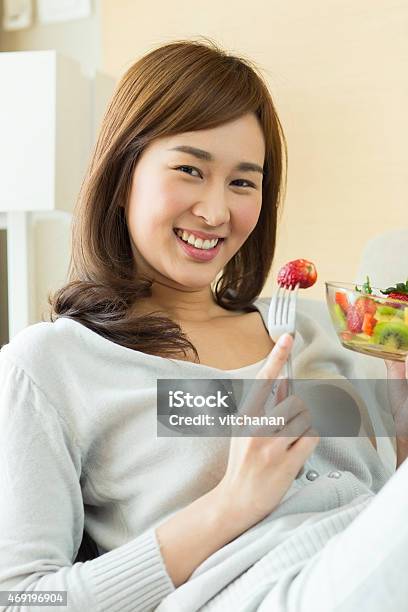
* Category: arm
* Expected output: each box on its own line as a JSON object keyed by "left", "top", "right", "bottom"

{"left": 384, "top": 358, "right": 408, "bottom": 469}
{"left": 156, "top": 483, "right": 246, "bottom": 588}
{"left": 0, "top": 356, "right": 174, "bottom": 612}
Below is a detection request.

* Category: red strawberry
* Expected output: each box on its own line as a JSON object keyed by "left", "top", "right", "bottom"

{"left": 386, "top": 293, "right": 408, "bottom": 304}
{"left": 277, "top": 259, "right": 317, "bottom": 289}
{"left": 346, "top": 305, "right": 364, "bottom": 333}
{"left": 381, "top": 281, "right": 408, "bottom": 306}
{"left": 355, "top": 296, "right": 377, "bottom": 316}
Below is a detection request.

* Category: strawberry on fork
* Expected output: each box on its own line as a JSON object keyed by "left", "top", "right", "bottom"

{"left": 277, "top": 259, "right": 318, "bottom": 289}
{"left": 269, "top": 258, "right": 317, "bottom": 388}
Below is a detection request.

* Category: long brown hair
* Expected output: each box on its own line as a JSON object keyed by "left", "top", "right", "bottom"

{"left": 49, "top": 37, "right": 287, "bottom": 363}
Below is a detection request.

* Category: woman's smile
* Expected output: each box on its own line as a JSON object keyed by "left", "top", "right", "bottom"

{"left": 173, "top": 228, "right": 225, "bottom": 262}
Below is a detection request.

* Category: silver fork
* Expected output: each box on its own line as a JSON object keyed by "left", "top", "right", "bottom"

{"left": 267, "top": 283, "right": 299, "bottom": 395}
{"left": 268, "top": 283, "right": 304, "bottom": 478}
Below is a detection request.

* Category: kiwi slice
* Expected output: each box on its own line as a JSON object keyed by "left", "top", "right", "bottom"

{"left": 372, "top": 321, "right": 408, "bottom": 350}
{"left": 375, "top": 305, "right": 404, "bottom": 323}
{"left": 331, "top": 303, "right": 346, "bottom": 331}
{"left": 376, "top": 305, "right": 402, "bottom": 317}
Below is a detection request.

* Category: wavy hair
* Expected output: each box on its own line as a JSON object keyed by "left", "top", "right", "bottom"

{"left": 48, "top": 37, "right": 287, "bottom": 362}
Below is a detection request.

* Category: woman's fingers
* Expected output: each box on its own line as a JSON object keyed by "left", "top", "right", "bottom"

{"left": 240, "top": 334, "right": 293, "bottom": 418}
{"left": 257, "top": 333, "right": 293, "bottom": 381}
{"left": 286, "top": 427, "right": 320, "bottom": 463}
{"left": 276, "top": 406, "right": 313, "bottom": 445}
{"left": 250, "top": 396, "right": 312, "bottom": 444}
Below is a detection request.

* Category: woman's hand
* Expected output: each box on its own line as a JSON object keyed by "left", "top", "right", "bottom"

{"left": 385, "top": 357, "right": 408, "bottom": 429}
{"left": 157, "top": 335, "right": 319, "bottom": 588}
{"left": 214, "top": 333, "right": 320, "bottom": 532}
{"left": 385, "top": 356, "right": 408, "bottom": 468}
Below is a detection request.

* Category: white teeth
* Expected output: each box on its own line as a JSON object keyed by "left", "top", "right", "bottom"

{"left": 175, "top": 229, "right": 220, "bottom": 250}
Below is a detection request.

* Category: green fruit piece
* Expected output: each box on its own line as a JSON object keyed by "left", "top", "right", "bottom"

{"left": 372, "top": 322, "right": 408, "bottom": 350}
{"left": 350, "top": 333, "right": 371, "bottom": 344}
{"left": 376, "top": 305, "right": 399, "bottom": 316}
{"left": 375, "top": 305, "right": 404, "bottom": 323}
{"left": 331, "top": 303, "right": 346, "bottom": 331}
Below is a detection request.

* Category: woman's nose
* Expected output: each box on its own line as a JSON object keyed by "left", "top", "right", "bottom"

{"left": 192, "top": 185, "right": 231, "bottom": 228}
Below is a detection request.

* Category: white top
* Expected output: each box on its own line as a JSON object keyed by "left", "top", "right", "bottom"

{"left": 0, "top": 297, "right": 393, "bottom": 611}
{"left": 223, "top": 356, "right": 268, "bottom": 374}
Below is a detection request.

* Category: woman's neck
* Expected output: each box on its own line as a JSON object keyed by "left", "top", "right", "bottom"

{"left": 131, "top": 281, "right": 227, "bottom": 324}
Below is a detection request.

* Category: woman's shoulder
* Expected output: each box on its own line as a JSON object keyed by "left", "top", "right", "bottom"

{"left": 0, "top": 315, "right": 170, "bottom": 387}
{"left": 2, "top": 320, "right": 59, "bottom": 364}
{"left": 0, "top": 318, "right": 88, "bottom": 386}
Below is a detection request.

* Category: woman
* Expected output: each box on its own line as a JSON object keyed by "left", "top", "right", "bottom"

{"left": 0, "top": 38, "right": 407, "bottom": 612}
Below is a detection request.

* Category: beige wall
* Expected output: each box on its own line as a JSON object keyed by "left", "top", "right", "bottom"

{"left": 100, "top": 0, "right": 408, "bottom": 300}
{"left": 1, "top": 0, "right": 406, "bottom": 325}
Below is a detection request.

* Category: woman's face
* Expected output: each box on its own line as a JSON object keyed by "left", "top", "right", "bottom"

{"left": 126, "top": 112, "right": 265, "bottom": 290}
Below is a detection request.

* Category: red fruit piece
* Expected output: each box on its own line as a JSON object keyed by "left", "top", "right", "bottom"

{"left": 362, "top": 313, "right": 376, "bottom": 336}
{"left": 355, "top": 297, "right": 377, "bottom": 316}
{"left": 335, "top": 292, "right": 349, "bottom": 314}
{"left": 381, "top": 282, "right": 408, "bottom": 306}
{"left": 387, "top": 293, "right": 408, "bottom": 304}
{"left": 346, "top": 305, "right": 364, "bottom": 333}
{"left": 277, "top": 259, "right": 317, "bottom": 289}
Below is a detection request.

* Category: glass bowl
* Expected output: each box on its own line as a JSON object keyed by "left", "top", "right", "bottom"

{"left": 326, "top": 281, "right": 408, "bottom": 362}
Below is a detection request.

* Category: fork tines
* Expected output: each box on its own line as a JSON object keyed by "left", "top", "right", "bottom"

{"left": 268, "top": 283, "right": 300, "bottom": 340}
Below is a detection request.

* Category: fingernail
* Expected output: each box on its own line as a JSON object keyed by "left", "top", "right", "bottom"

{"left": 277, "top": 333, "right": 292, "bottom": 349}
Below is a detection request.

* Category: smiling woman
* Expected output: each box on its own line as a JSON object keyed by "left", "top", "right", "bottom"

{"left": 47, "top": 37, "right": 287, "bottom": 361}
{"left": 124, "top": 112, "right": 266, "bottom": 311}
{"left": 2, "top": 35, "right": 406, "bottom": 612}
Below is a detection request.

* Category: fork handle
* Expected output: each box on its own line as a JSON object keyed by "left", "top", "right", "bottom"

{"left": 286, "top": 356, "right": 306, "bottom": 479}
{"left": 286, "top": 355, "right": 293, "bottom": 396}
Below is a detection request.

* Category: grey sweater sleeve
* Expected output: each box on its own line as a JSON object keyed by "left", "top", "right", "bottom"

{"left": 0, "top": 356, "right": 175, "bottom": 612}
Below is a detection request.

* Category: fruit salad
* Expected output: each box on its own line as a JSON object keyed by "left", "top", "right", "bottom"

{"left": 327, "top": 277, "right": 408, "bottom": 362}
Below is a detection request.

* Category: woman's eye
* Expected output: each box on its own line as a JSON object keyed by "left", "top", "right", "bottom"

{"left": 232, "top": 179, "right": 256, "bottom": 189}
{"left": 174, "top": 166, "right": 256, "bottom": 189}
{"left": 175, "top": 165, "right": 202, "bottom": 178}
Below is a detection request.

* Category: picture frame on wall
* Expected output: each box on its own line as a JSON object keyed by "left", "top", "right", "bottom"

{"left": 37, "top": 0, "right": 91, "bottom": 24}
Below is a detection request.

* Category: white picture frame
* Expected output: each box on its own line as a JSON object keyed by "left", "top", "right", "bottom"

{"left": 37, "top": 0, "right": 91, "bottom": 24}
{"left": 2, "top": 0, "right": 32, "bottom": 31}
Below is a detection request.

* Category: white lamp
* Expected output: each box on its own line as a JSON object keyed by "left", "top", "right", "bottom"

{"left": 0, "top": 50, "right": 90, "bottom": 338}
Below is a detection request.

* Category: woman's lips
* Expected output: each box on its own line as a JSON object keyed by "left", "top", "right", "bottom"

{"left": 173, "top": 230, "right": 224, "bottom": 262}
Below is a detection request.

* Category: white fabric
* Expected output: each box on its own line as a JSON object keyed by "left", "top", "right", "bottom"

{"left": 159, "top": 454, "right": 408, "bottom": 612}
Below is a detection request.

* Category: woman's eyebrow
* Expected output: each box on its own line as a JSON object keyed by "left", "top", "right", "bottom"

{"left": 168, "top": 145, "right": 265, "bottom": 175}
